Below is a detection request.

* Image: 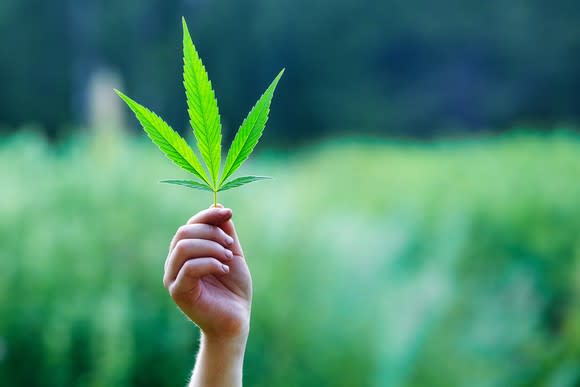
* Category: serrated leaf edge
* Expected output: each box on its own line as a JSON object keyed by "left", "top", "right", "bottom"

{"left": 161, "top": 179, "right": 213, "bottom": 191}
{"left": 220, "top": 69, "right": 284, "bottom": 186}
{"left": 114, "top": 89, "right": 210, "bottom": 186}
{"left": 218, "top": 175, "right": 271, "bottom": 192}
{"left": 182, "top": 17, "right": 222, "bottom": 188}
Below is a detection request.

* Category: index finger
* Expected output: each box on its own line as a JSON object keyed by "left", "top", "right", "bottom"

{"left": 208, "top": 204, "right": 244, "bottom": 257}
{"left": 187, "top": 207, "right": 232, "bottom": 226}
{"left": 188, "top": 204, "right": 244, "bottom": 257}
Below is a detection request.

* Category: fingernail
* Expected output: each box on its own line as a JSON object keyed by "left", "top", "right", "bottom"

{"left": 225, "top": 249, "right": 233, "bottom": 260}
{"left": 225, "top": 236, "right": 234, "bottom": 246}
{"left": 221, "top": 264, "right": 230, "bottom": 273}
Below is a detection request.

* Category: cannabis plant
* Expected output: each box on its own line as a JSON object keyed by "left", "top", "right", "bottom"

{"left": 115, "top": 17, "right": 283, "bottom": 206}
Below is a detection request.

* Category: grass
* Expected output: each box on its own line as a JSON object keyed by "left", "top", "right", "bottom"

{"left": 0, "top": 130, "right": 579, "bottom": 386}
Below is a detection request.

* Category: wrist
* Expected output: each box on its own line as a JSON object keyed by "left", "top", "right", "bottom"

{"left": 189, "top": 331, "right": 248, "bottom": 387}
{"left": 197, "top": 301, "right": 251, "bottom": 341}
{"left": 200, "top": 328, "right": 249, "bottom": 359}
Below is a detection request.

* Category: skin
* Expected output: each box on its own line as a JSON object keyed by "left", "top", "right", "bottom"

{"left": 163, "top": 204, "right": 252, "bottom": 387}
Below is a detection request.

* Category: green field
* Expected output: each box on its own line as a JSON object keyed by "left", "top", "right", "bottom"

{"left": 1, "top": 131, "right": 579, "bottom": 386}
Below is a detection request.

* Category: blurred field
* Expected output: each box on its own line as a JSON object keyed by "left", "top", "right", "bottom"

{"left": 1, "top": 131, "right": 579, "bottom": 387}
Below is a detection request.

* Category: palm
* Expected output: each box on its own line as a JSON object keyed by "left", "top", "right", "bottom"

{"left": 183, "top": 254, "right": 252, "bottom": 336}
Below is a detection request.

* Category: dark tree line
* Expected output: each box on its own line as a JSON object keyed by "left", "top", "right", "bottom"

{"left": 1, "top": 0, "right": 579, "bottom": 144}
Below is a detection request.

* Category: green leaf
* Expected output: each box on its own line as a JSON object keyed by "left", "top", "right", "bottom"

{"left": 161, "top": 179, "right": 213, "bottom": 191}
{"left": 114, "top": 89, "right": 210, "bottom": 186}
{"left": 182, "top": 17, "right": 222, "bottom": 188}
{"left": 218, "top": 176, "right": 271, "bottom": 192}
{"left": 220, "top": 69, "right": 284, "bottom": 185}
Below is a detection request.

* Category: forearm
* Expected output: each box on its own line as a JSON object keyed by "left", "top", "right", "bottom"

{"left": 188, "top": 332, "right": 248, "bottom": 387}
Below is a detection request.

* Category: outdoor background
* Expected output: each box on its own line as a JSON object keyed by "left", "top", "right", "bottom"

{"left": 1, "top": 1, "right": 580, "bottom": 386}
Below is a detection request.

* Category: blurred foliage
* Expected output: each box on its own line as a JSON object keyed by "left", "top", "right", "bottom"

{"left": 0, "top": 130, "right": 579, "bottom": 386}
{"left": 1, "top": 0, "right": 580, "bottom": 142}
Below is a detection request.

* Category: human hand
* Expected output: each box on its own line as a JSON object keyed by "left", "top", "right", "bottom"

{"left": 163, "top": 205, "right": 252, "bottom": 341}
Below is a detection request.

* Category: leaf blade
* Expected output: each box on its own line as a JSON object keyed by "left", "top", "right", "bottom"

{"left": 182, "top": 17, "right": 222, "bottom": 188}
{"left": 114, "top": 89, "right": 210, "bottom": 185}
{"left": 220, "top": 69, "right": 284, "bottom": 185}
{"left": 161, "top": 179, "right": 213, "bottom": 191}
{"left": 218, "top": 176, "right": 271, "bottom": 192}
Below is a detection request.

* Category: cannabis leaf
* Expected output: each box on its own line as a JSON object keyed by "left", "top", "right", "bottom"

{"left": 220, "top": 70, "right": 284, "bottom": 185}
{"left": 160, "top": 179, "right": 213, "bottom": 191}
{"left": 115, "top": 17, "right": 283, "bottom": 206}
{"left": 182, "top": 18, "right": 222, "bottom": 187}
{"left": 114, "top": 89, "right": 210, "bottom": 186}
{"left": 219, "top": 176, "right": 271, "bottom": 192}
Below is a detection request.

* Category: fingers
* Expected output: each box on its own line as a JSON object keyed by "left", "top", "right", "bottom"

{"left": 208, "top": 204, "right": 244, "bottom": 257}
{"left": 219, "top": 217, "right": 244, "bottom": 257}
{"left": 164, "top": 239, "right": 233, "bottom": 287}
{"left": 168, "top": 258, "right": 229, "bottom": 295}
{"left": 164, "top": 204, "right": 245, "bottom": 289}
{"left": 187, "top": 207, "right": 232, "bottom": 226}
{"left": 169, "top": 223, "right": 234, "bottom": 252}
{"left": 187, "top": 205, "right": 244, "bottom": 257}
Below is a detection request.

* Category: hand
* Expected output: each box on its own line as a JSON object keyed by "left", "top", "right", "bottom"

{"left": 163, "top": 205, "right": 252, "bottom": 341}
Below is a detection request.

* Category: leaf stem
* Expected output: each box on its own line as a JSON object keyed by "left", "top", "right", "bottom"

{"left": 213, "top": 190, "right": 217, "bottom": 207}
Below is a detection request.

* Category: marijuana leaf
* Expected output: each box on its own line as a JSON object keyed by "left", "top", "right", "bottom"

{"left": 219, "top": 176, "right": 271, "bottom": 192}
{"left": 182, "top": 18, "right": 222, "bottom": 188}
{"left": 219, "top": 69, "right": 284, "bottom": 187}
{"left": 114, "top": 89, "right": 211, "bottom": 187}
{"left": 115, "top": 17, "right": 283, "bottom": 206}
{"left": 161, "top": 179, "right": 213, "bottom": 191}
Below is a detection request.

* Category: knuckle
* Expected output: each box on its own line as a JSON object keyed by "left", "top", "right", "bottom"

{"left": 175, "top": 225, "right": 189, "bottom": 240}
{"left": 174, "top": 239, "right": 190, "bottom": 254}
{"left": 183, "top": 260, "right": 198, "bottom": 276}
{"left": 168, "top": 283, "right": 179, "bottom": 298}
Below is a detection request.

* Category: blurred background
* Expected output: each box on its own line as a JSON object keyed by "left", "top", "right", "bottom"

{"left": 1, "top": 0, "right": 580, "bottom": 386}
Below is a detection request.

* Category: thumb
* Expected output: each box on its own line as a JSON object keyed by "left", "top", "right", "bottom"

{"left": 208, "top": 204, "right": 243, "bottom": 256}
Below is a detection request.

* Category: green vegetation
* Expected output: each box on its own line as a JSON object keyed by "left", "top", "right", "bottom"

{"left": 1, "top": 131, "right": 579, "bottom": 386}
{"left": 115, "top": 18, "right": 283, "bottom": 206}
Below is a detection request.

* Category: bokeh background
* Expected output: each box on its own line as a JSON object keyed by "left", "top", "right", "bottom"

{"left": 1, "top": 1, "right": 580, "bottom": 386}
